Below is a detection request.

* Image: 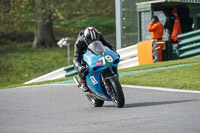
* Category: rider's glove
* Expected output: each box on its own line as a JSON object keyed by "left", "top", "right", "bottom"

{"left": 111, "top": 47, "right": 116, "bottom": 52}
{"left": 117, "top": 53, "right": 120, "bottom": 58}
{"left": 78, "top": 66, "right": 86, "bottom": 73}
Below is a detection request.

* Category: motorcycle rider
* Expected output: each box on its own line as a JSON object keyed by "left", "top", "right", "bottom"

{"left": 73, "top": 27, "right": 116, "bottom": 92}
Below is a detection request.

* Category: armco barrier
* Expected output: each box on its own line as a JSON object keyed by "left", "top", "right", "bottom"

{"left": 117, "top": 44, "right": 139, "bottom": 69}
{"left": 177, "top": 29, "right": 200, "bottom": 59}
{"left": 64, "top": 65, "right": 78, "bottom": 77}
{"left": 24, "top": 67, "right": 66, "bottom": 84}
{"left": 24, "top": 45, "right": 139, "bottom": 84}
{"left": 117, "top": 45, "right": 138, "bottom": 61}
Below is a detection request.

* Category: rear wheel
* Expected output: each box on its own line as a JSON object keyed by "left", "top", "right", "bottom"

{"left": 87, "top": 95, "right": 104, "bottom": 107}
{"left": 108, "top": 77, "right": 125, "bottom": 108}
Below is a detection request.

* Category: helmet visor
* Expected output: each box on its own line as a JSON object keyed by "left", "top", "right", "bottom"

{"left": 85, "top": 38, "right": 97, "bottom": 45}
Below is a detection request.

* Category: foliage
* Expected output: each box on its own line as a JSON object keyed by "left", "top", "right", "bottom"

{"left": 51, "top": 0, "right": 115, "bottom": 20}
{"left": 0, "top": 0, "right": 33, "bottom": 33}
{"left": 0, "top": 0, "right": 115, "bottom": 36}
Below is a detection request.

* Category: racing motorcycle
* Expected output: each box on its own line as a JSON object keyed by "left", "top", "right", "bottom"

{"left": 73, "top": 41, "right": 125, "bottom": 108}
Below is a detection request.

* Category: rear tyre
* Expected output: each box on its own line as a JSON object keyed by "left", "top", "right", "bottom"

{"left": 108, "top": 77, "right": 125, "bottom": 108}
{"left": 87, "top": 95, "right": 104, "bottom": 107}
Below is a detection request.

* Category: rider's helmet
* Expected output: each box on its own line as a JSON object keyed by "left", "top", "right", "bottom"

{"left": 83, "top": 27, "right": 99, "bottom": 45}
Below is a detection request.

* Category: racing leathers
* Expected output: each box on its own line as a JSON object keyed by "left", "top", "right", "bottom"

{"left": 73, "top": 29, "right": 116, "bottom": 78}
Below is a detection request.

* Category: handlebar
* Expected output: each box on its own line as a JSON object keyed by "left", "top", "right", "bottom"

{"left": 83, "top": 66, "right": 89, "bottom": 74}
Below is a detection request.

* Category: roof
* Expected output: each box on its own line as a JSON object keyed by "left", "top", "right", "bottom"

{"left": 136, "top": 0, "right": 165, "bottom": 6}
{"left": 166, "top": 0, "right": 200, "bottom": 3}
{"left": 136, "top": 0, "right": 200, "bottom": 12}
{"left": 136, "top": 0, "right": 200, "bottom": 5}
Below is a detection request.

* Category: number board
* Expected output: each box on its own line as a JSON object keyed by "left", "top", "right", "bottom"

{"left": 96, "top": 55, "right": 114, "bottom": 66}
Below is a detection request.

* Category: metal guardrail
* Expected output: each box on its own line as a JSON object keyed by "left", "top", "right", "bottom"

{"left": 117, "top": 45, "right": 139, "bottom": 69}
{"left": 64, "top": 65, "right": 78, "bottom": 77}
{"left": 176, "top": 29, "right": 200, "bottom": 59}
{"left": 24, "top": 67, "right": 66, "bottom": 84}
{"left": 24, "top": 45, "right": 139, "bottom": 84}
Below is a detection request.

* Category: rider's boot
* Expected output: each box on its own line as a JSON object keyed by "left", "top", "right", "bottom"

{"left": 80, "top": 79, "right": 89, "bottom": 92}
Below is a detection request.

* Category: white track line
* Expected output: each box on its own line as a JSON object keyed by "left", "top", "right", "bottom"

{"left": 122, "top": 84, "right": 200, "bottom": 94}
{"left": 11, "top": 84, "right": 200, "bottom": 94}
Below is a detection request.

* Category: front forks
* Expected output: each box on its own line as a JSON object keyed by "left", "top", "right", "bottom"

{"left": 100, "top": 67, "right": 117, "bottom": 96}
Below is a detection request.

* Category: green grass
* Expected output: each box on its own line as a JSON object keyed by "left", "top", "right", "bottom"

{"left": 0, "top": 41, "right": 74, "bottom": 89}
{"left": 119, "top": 57, "right": 200, "bottom": 73}
{"left": 53, "top": 17, "right": 116, "bottom": 41}
{"left": 65, "top": 17, "right": 115, "bottom": 34}
{"left": 119, "top": 61, "right": 200, "bottom": 90}
{"left": 118, "top": 57, "right": 200, "bottom": 90}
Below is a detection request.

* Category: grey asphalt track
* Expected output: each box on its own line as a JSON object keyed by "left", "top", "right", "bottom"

{"left": 0, "top": 84, "right": 200, "bottom": 133}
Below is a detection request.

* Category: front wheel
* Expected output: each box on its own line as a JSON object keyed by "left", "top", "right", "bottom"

{"left": 108, "top": 77, "right": 125, "bottom": 108}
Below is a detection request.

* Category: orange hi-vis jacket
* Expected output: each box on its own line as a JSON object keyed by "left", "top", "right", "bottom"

{"left": 170, "top": 8, "right": 182, "bottom": 42}
{"left": 148, "top": 21, "right": 164, "bottom": 40}
{"left": 171, "top": 15, "right": 182, "bottom": 42}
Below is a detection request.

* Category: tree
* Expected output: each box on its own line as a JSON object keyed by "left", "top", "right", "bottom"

{"left": 0, "top": 0, "right": 30, "bottom": 34}
{"left": 33, "top": 0, "right": 56, "bottom": 48}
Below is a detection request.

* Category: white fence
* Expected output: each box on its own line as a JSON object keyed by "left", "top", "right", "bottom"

{"left": 117, "top": 44, "right": 139, "bottom": 69}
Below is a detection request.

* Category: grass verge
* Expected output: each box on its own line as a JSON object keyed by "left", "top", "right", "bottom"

{"left": 0, "top": 41, "right": 74, "bottom": 89}
{"left": 119, "top": 61, "right": 200, "bottom": 90}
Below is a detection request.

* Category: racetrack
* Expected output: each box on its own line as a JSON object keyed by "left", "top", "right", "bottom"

{"left": 0, "top": 84, "right": 200, "bottom": 133}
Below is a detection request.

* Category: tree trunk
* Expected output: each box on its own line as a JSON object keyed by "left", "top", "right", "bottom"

{"left": 33, "top": 0, "right": 56, "bottom": 48}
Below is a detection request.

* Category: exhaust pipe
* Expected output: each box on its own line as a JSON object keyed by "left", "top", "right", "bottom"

{"left": 73, "top": 76, "right": 81, "bottom": 87}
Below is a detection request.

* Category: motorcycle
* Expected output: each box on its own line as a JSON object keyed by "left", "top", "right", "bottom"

{"left": 73, "top": 41, "right": 125, "bottom": 108}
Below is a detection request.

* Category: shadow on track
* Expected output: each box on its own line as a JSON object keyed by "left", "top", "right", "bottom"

{"left": 102, "top": 99, "right": 197, "bottom": 108}
{"left": 124, "top": 99, "right": 197, "bottom": 108}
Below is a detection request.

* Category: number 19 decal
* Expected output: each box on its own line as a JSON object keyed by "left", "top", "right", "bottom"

{"left": 97, "top": 55, "right": 113, "bottom": 66}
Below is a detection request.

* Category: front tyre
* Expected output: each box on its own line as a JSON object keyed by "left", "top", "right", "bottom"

{"left": 108, "top": 77, "right": 125, "bottom": 108}
{"left": 87, "top": 95, "right": 104, "bottom": 107}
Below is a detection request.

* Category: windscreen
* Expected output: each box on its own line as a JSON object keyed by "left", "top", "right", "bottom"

{"left": 87, "top": 41, "right": 105, "bottom": 56}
